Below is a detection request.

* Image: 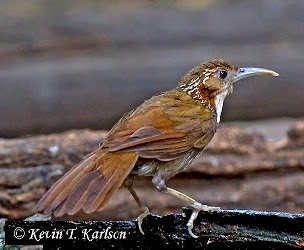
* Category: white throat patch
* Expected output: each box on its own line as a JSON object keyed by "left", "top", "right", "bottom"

{"left": 215, "top": 89, "right": 229, "bottom": 123}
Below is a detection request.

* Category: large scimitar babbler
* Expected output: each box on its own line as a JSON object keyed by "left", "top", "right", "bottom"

{"left": 37, "top": 59, "right": 279, "bottom": 237}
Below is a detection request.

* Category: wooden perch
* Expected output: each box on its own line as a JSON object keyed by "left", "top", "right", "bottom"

{"left": 2, "top": 208, "right": 304, "bottom": 249}
{"left": 0, "top": 121, "right": 303, "bottom": 221}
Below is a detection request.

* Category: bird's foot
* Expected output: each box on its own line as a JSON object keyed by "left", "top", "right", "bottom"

{"left": 137, "top": 206, "right": 150, "bottom": 235}
{"left": 187, "top": 202, "right": 221, "bottom": 238}
{"left": 192, "top": 201, "right": 220, "bottom": 212}
{"left": 187, "top": 209, "right": 199, "bottom": 238}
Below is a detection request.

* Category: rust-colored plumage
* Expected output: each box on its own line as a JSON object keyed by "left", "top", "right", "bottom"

{"left": 37, "top": 59, "right": 278, "bottom": 237}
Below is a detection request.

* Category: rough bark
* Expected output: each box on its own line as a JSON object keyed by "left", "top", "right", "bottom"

{"left": 2, "top": 209, "right": 304, "bottom": 249}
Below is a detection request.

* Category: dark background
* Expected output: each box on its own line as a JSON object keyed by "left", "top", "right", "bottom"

{"left": 0, "top": 0, "right": 303, "bottom": 137}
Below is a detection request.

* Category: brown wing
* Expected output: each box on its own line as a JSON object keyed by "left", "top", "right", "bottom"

{"left": 37, "top": 90, "right": 215, "bottom": 216}
{"left": 103, "top": 90, "right": 216, "bottom": 160}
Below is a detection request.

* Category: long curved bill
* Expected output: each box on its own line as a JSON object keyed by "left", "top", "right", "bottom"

{"left": 233, "top": 67, "right": 279, "bottom": 83}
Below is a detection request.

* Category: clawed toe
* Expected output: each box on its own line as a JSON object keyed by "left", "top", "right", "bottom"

{"left": 137, "top": 206, "right": 150, "bottom": 235}
{"left": 200, "top": 204, "right": 220, "bottom": 212}
{"left": 186, "top": 203, "right": 221, "bottom": 238}
{"left": 186, "top": 209, "right": 199, "bottom": 238}
{"left": 187, "top": 221, "right": 199, "bottom": 238}
{"left": 136, "top": 203, "right": 220, "bottom": 237}
{"left": 192, "top": 202, "right": 220, "bottom": 212}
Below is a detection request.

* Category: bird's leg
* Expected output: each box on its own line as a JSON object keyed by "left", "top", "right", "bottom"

{"left": 152, "top": 175, "right": 220, "bottom": 238}
{"left": 124, "top": 175, "right": 150, "bottom": 235}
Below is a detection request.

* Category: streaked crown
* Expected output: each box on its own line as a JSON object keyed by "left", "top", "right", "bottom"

{"left": 177, "top": 59, "right": 278, "bottom": 123}
{"left": 178, "top": 59, "right": 238, "bottom": 111}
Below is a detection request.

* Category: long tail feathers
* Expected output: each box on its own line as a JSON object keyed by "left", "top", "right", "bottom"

{"left": 37, "top": 149, "right": 138, "bottom": 217}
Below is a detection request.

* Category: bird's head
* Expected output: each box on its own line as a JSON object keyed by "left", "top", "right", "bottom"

{"left": 178, "top": 59, "right": 279, "bottom": 122}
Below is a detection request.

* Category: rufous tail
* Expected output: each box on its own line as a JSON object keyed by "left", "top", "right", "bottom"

{"left": 37, "top": 148, "right": 138, "bottom": 217}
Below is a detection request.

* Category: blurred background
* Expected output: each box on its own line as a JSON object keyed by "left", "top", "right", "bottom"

{"left": 0, "top": 0, "right": 303, "bottom": 137}
{"left": 0, "top": 1, "right": 303, "bottom": 226}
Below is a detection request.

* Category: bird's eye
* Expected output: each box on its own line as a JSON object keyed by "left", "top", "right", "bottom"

{"left": 219, "top": 70, "right": 228, "bottom": 79}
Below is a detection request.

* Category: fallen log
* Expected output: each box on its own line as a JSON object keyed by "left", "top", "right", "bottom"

{"left": 0, "top": 121, "right": 303, "bottom": 221}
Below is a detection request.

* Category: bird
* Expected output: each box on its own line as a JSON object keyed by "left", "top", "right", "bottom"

{"left": 37, "top": 59, "right": 279, "bottom": 237}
